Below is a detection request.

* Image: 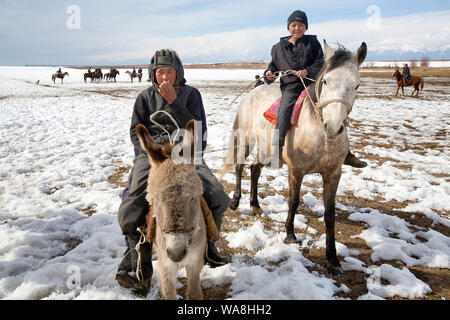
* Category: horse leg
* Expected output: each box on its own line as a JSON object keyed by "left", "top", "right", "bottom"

{"left": 229, "top": 163, "right": 244, "bottom": 210}
{"left": 250, "top": 163, "right": 264, "bottom": 217}
{"left": 322, "top": 170, "right": 343, "bottom": 276}
{"left": 285, "top": 169, "right": 303, "bottom": 244}
{"left": 185, "top": 261, "right": 203, "bottom": 300}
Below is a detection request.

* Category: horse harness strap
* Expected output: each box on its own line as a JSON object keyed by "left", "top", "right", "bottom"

{"left": 273, "top": 70, "right": 354, "bottom": 118}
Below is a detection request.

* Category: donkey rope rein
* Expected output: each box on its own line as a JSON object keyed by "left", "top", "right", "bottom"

{"left": 149, "top": 110, "right": 181, "bottom": 145}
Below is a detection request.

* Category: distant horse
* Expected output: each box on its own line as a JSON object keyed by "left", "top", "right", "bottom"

{"left": 92, "top": 71, "right": 103, "bottom": 82}
{"left": 105, "top": 69, "right": 120, "bottom": 82}
{"left": 84, "top": 72, "right": 94, "bottom": 83}
{"left": 136, "top": 120, "right": 207, "bottom": 300}
{"left": 393, "top": 69, "right": 424, "bottom": 96}
{"left": 52, "top": 72, "right": 69, "bottom": 84}
{"left": 125, "top": 70, "right": 142, "bottom": 83}
{"left": 220, "top": 41, "right": 367, "bottom": 276}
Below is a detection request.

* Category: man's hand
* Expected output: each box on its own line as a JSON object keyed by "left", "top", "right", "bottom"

{"left": 158, "top": 81, "right": 177, "bottom": 104}
{"left": 296, "top": 69, "right": 308, "bottom": 79}
{"left": 265, "top": 70, "right": 276, "bottom": 81}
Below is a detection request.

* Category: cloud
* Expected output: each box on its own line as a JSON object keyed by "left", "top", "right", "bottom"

{"left": 87, "top": 10, "right": 450, "bottom": 64}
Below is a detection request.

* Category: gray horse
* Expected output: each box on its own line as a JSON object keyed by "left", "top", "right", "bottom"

{"left": 221, "top": 41, "right": 367, "bottom": 276}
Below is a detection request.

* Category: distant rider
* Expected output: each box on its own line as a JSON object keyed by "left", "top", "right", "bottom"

{"left": 402, "top": 64, "right": 411, "bottom": 85}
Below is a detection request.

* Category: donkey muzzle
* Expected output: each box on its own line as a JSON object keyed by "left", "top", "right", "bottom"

{"left": 164, "top": 233, "right": 189, "bottom": 262}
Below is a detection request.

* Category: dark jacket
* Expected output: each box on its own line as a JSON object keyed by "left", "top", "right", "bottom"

{"left": 129, "top": 85, "right": 207, "bottom": 154}
{"left": 264, "top": 35, "right": 324, "bottom": 91}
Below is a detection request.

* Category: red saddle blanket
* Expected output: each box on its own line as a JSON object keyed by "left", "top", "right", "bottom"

{"left": 263, "top": 87, "right": 309, "bottom": 129}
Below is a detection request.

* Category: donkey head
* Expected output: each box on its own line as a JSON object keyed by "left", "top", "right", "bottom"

{"left": 136, "top": 120, "right": 203, "bottom": 262}
{"left": 319, "top": 41, "right": 367, "bottom": 139}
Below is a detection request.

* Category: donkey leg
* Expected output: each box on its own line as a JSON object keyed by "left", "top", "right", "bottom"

{"left": 158, "top": 262, "right": 178, "bottom": 300}
{"left": 322, "top": 171, "right": 343, "bottom": 276}
{"left": 229, "top": 164, "right": 244, "bottom": 210}
{"left": 250, "top": 163, "right": 264, "bottom": 216}
{"left": 285, "top": 170, "right": 303, "bottom": 244}
{"left": 186, "top": 262, "right": 203, "bottom": 300}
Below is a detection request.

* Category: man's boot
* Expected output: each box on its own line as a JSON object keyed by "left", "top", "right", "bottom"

{"left": 115, "top": 232, "right": 153, "bottom": 298}
{"left": 344, "top": 150, "right": 367, "bottom": 168}
{"left": 205, "top": 240, "right": 229, "bottom": 268}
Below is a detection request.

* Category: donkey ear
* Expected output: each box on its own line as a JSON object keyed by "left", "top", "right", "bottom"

{"left": 136, "top": 124, "right": 166, "bottom": 167}
{"left": 180, "top": 119, "right": 196, "bottom": 162}
{"left": 354, "top": 42, "right": 367, "bottom": 66}
{"left": 323, "top": 39, "right": 335, "bottom": 62}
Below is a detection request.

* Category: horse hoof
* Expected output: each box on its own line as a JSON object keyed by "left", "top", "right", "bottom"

{"left": 284, "top": 234, "right": 298, "bottom": 244}
{"left": 252, "top": 206, "right": 263, "bottom": 217}
{"left": 229, "top": 199, "right": 239, "bottom": 210}
{"left": 327, "top": 266, "right": 344, "bottom": 277}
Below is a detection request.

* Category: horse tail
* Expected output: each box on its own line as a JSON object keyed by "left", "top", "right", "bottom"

{"left": 218, "top": 113, "right": 240, "bottom": 179}
{"left": 420, "top": 78, "right": 424, "bottom": 91}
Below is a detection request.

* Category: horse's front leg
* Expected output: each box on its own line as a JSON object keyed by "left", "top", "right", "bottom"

{"left": 322, "top": 170, "right": 343, "bottom": 276}
{"left": 250, "top": 163, "right": 264, "bottom": 216}
{"left": 229, "top": 164, "right": 244, "bottom": 210}
{"left": 285, "top": 168, "right": 303, "bottom": 244}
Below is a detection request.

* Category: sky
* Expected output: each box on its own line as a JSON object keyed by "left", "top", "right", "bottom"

{"left": 0, "top": 0, "right": 449, "bottom": 65}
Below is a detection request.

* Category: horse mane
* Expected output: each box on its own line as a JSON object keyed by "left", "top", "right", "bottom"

{"left": 308, "top": 44, "right": 354, "bottom": 106}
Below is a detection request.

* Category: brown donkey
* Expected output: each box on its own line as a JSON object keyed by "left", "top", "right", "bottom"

{"left": 136, "top": 120, "right": 207, "bottom": 300}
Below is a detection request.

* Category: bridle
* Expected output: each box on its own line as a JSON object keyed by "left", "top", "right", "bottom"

{"left": 273, "top": 70, "right": 354, "bottom": 120}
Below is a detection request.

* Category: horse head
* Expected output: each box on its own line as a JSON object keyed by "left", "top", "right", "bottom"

{"left": 316, "top": 41, "right": 366, "bottom": 140}
{"left": 392, "top": 68, "right": 401, "bottom": 79}
{"left": 136, "top": 120, "right": 203, "bottom": 262}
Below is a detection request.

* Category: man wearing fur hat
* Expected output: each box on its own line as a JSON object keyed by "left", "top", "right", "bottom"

{"left": 115, "top": 49, "right": 230, "bottom": 297}
{"left": 264, "top": 10, "right": 367, "bottom": 168}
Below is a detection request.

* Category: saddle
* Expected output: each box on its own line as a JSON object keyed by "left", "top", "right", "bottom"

{"left": 263, "top": 87, "right": 308, "bottom": 129}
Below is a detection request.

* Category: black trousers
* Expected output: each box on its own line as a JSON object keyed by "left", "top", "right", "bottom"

{"left": 272, "top": 88, "right": 302, "bottom": 151}
{"left": 117, "top": 152, "right": 230, "bottom": 237}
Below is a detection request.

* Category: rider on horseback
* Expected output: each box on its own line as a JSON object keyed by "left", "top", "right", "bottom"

{"left": 402, "top": 64, "right": 412, "bottom": 85}
{"left": 56, "top": 67, "right": 62, "bottom": 75}
{"left": 264, "top": 10, "right": 367, "bottom": 168}
{"left": 88, "top": 67, "right": 92, "bottom": 74}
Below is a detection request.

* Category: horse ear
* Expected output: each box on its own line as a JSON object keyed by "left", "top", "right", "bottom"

{"left": 136, "top": 124, "right": 166, "bottom": 167}
{"left": 323, "top": 39, "right": 335, "bottom": 62}
{"left": 354, "top": 42, "right": 367, "bottom": 66}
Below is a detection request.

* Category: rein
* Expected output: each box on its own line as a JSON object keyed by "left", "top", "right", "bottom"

{"left": 149, "top": 110, "right": 181, "bottom": 145}
{"left": 228, "top": 70, "right": 353, "bottom": 118}
{"left": 279, "top": 70, "right": 353, "bottom": 117}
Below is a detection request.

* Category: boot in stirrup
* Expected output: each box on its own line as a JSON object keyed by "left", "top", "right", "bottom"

{"left": 344, "top": 150, "right": 367, "bottom": 168}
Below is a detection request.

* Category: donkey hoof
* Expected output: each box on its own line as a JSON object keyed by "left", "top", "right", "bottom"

{"left": 229, "top": 199, "right": 240, "bottom": 210}
{"left": 284, "top": 234, "right": 298, "bottom": 244}
{"left": 327, "top": 266, "right": 344, "bottom": 277}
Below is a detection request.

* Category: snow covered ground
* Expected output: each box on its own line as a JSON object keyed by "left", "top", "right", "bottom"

{"left": 0, "top": 66, "right": 449, "bottom": 300}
